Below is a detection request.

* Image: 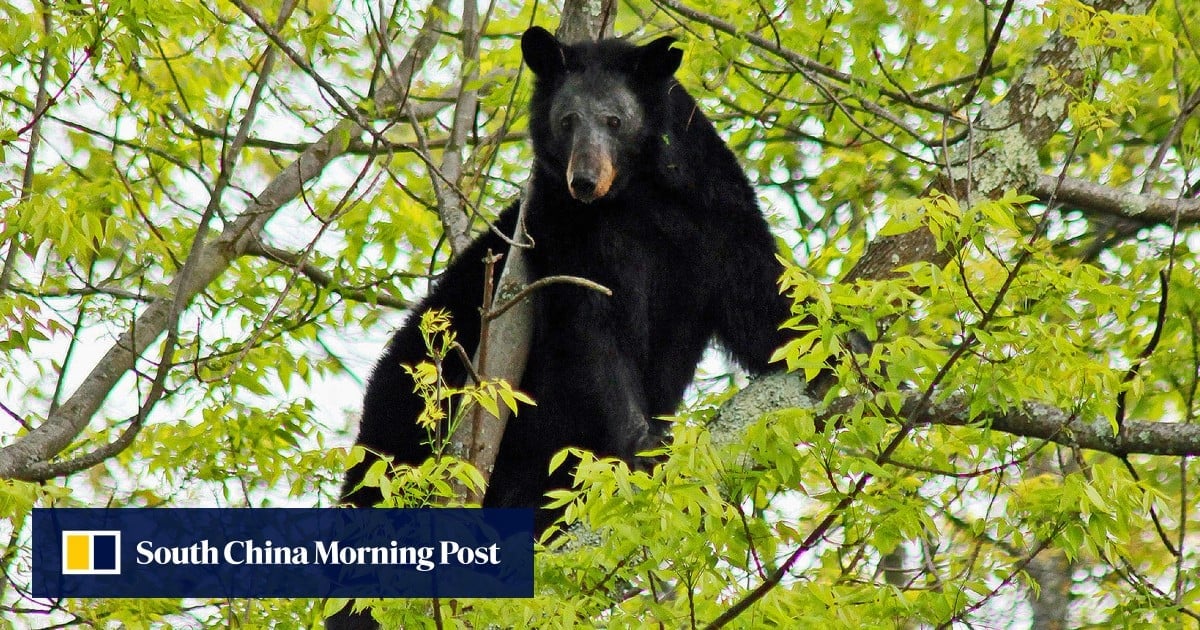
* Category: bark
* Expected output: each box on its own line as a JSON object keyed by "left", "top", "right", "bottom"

{"left": 556, "top": 0, "right": 617, "bottom": 42}
{"left": 717, "top": 372, "right": 1200, "bottom": 458}
{"left": 429, "top": 0, "right": 482, "bottom": 256}
{"left": 1026, "top": 550, "right": 1073, "bottom": 629}
{"left": 1032, "top": 174, "right": 1200, "bottom": 224}
{"left": 1022, "top": 455, "right": 1080, "bottom": 630}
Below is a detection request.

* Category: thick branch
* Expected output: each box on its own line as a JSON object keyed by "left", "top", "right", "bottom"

{"left": 721, "top": 372, "right": 1200, "bottom": 468}
{"left": 852, "top": 387, "right": 1200, "bottom": 457}
{"left": 556, "top": 0, "right": 616, "bottom": 42}
{"left": 942, "top": 398, "right": 1200, "bottom": 457}
{"left": 1033, "top": 174, "right": 1200, "bottom": 224}
{"left": 453, "top": 200, "right": 534, "bottom": 499}
{"left": 0, "top": 2, "right": 53, "bottom": 294}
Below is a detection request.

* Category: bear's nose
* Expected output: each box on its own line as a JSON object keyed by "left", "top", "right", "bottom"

{"left": 569, "top": 176, "right": 598, "bottom": 201}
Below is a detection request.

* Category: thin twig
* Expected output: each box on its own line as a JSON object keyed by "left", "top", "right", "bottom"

{"left": 486, "top": 275, "right": 613, "bottom": 321}
{"left": 244, "top": 241, "right": 411, "bottom": 309}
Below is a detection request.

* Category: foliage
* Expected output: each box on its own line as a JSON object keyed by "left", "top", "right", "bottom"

{"left": 346, "top": 308, "right": 529, "bottom": 510}
{"left": 1, "top": 0, "right": 1199, "bottom": 627}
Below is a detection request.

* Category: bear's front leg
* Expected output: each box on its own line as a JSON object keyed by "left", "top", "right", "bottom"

{"left": 523, "top": 316, "right": 658, "bottom": 465}
{"left": 484, "top": 329, "right": 657, "bottom": 530}
{"left": 604, "top": 383, "right": 668, "bottom": 472}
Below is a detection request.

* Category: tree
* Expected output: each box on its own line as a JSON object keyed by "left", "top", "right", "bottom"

{"left": 1, "top": 0, "right": 1198, "bottom": 627}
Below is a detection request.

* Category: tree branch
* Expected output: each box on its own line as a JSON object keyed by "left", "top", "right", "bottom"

{"left": 653, "top": 0, "right": 957, "bottom": 118}
{"left": 427, "top": 0, "right": 483, "bottom": 256}
{"left": 855, "top": 387, "right": 1200, "bottom": 457}
{"left": 244, "top": 241, "right": 411, "bottom": 310}
{"left": 1033, "top": 173, "right": 1200, "bottom": 224}
{"left": 486, "top": 274, "right": 612, "bottom": 321}
{"left": 722, "top": 371, "right": 1200, "bottom": 458}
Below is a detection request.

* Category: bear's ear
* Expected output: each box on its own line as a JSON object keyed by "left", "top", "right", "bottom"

{"left": 634, "top": 36, "right": 683, "bottom": 80}
{"left": 522, "top": 26, "right": 566, "bottom": 77}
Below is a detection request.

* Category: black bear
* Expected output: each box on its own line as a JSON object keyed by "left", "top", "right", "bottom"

{"left": 330, "top": 25, "right": 792, "bottom": 628}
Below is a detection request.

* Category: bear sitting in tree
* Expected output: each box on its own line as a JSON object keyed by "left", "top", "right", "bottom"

{"left": 340, "top": 24, "right": 793, "bottom": 538}
{"left": 329, "top": 23, "right": 796, "bottom": 630}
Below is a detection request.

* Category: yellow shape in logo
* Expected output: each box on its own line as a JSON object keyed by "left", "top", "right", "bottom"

{"left": 65, "top": 534, "right": 90, "bottom": 571}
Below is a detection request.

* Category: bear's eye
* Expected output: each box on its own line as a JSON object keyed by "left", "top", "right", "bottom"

{"left": 606, "top": 116, "right": 621, "bottom": 130}
{"left": 560, "top": 115, "right": 575, "bottom": 131}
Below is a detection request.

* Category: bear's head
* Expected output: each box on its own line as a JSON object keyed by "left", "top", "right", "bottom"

{"left": 521, "top": 27, "right": 683, "bottom": 204}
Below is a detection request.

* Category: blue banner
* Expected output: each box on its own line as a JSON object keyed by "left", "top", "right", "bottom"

{"left": 32, "top": 508, "right": 534, "bottom": 598}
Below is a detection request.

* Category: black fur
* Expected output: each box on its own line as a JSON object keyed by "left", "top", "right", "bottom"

{"left": 329, "top": 27, "right": 791, "bottom": 628}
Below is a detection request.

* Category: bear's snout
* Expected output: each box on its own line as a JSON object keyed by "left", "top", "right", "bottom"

{"left": 570, "top": 175, "right": 598, "bottom": 201}
{"left": 566, "top": 148, "right": 615, "bottom": 203}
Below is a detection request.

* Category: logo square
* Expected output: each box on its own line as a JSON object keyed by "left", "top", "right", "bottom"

{"left": 62, "top": 531, "right": 121, "bottom": 575}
